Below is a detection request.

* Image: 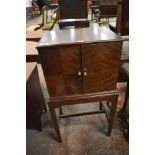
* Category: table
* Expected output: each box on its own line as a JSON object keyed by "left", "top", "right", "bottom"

{"left": 26, "top": 41, "right": 40, "bottom": 62}
{"left": 37, "top": 23, "right": 123, "bottom": 142}
{"left": 26, "top": 29, "right": 44, "bottom": 42}
{"left": 26, "top": 63, "right": 46, "bottom": 130}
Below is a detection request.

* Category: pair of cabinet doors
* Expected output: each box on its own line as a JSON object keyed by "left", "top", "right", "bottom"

{"left": 39, "top": 42, "right": 122, "bottom": 97}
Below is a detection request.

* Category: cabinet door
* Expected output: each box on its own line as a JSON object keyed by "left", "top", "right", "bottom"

{"left": 38, "top": 45, "right": 82, "bottom": 97}
{"left": 82, "top": 42, "right": 122, "bottom": 94}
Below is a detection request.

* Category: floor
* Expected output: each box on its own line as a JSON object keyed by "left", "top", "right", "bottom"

{"left": 26, "top": 13, "right": 129, "bottom": 155}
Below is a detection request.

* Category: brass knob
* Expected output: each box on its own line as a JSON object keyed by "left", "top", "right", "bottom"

{"left": 83, "top": 71, "right": 87, "bottom": 76}
{"left": 77, "top": 71, "right": 82, "bottom": 76}
{"left": 83, "top": 68, "right": 87, "bottom": 76}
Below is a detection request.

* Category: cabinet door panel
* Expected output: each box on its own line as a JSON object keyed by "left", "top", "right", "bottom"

{"left": 82, "top": 42, "right": 122, "bottom": 93}
{"left": 38, "top": 45, "right": 82, "bottom": 97}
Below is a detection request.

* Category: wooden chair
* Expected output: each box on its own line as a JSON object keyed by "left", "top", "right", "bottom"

{"left": 109, "top": 0, "right": 129, "bottom": 36}
{"left": 58, "top": 0, "right": 89, "bottom": 28}
{"left": 118, "top": 63, "right": 129, "bottom": 141}
{"left": 42, "top": 6, "right": 57, "bottom": 30}
{"left": 31, "top": 0, "right": 40, "bottom": 17}
{"left": 90, "top": 0, "right": 100, "bottom": 21}
{"left": 97, "top": 0, "right": 117, "bottom": 23}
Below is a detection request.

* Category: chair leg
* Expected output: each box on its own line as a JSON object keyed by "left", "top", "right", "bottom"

{"left": 48, "top": 105, "right": 62, "bottom": 142}
{"left": 107, "top": 96, "right": 118, "bottom": 136}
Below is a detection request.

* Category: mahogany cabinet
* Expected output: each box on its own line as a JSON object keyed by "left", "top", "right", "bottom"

{"left": 38, "top": 42, "right": 122, "bottom": 97}
{"left": 37, "top": 23, "right": 123, "bottom": 142}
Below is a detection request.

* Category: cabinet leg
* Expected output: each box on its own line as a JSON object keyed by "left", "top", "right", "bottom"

{"left": 59, "top": 106, "right": 63, "bottom": 115}
{"left": 107, "top": 97, "right": 118, "bottom": 136}
{"left": 99, "top": 101, "right": 103, "bottom": 110}
{"left": 36, "top": 119, "right": 42, "bottom": 131}
{"left": 49, "top": 106, "right": 62, "bottom": 142}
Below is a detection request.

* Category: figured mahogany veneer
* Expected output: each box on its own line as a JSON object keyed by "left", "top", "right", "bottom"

{"left": 37, "top": 23, "right": 123, "bottom": 142}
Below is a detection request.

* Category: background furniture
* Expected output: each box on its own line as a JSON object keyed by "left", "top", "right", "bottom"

{"left": 37, "top": 23, "right": 123, "bottom": 142}
{"left": 26, "top": 28, "right": 44, "bottom": 42}
{"left": 120, "top": 39, "right": 129, "bottom": 64}
{"left": 42, "top": 6, "right": 57, "bottom": 30}
{"left": 26, "top": 41, "right": 40, "bottom": 63}
{"left": 118, "top": 63, "right": 129, "bottom": 141}
{"left": 26, "top": 63, "right": 47, "bottom": 130}
{"left": 89, "top": 0, "right": 100, "bottom": 22}
{"left": 98, "top": 0, "right": 117, "bottom": 22}
{"left": 109, "top": 0, "right": 129, "bottom": 36}
{"left": 58, "top": 0, "right": 89, "bottom": 28}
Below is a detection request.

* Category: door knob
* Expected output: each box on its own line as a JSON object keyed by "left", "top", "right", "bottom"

{"left": 77, "top": 71, "right": 82, "bottom": 76}
{"left": 83, "top": 71, "right": 87, "bottom": 76}
{"left": 83, "top": 68, "right": 87, "bottom": 76}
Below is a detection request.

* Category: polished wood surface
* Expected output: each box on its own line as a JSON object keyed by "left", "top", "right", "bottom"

{"left": 26, "top": 63, "right": 46, "bottom": 130}
{"left": 26, "top": 29, "right": 44, "bottom": 42}
{"left": 82, "top": 42, "right": 122, "bottom": 93}
{"left": 26, "top": 41, "right": 40, "bottom": 62}
{"left": 38, "top": 23, "right": 122, "bottom": 47}
{"left": 38, "top": 45, "right": 82, "bottom": 97}
{"left": 26, "top": 63, "right": 37, "bottom": 81}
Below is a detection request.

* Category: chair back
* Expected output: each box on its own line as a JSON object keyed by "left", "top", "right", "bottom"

{"left": 116, "top": 0, "right": 129, "bottom": 35}
{"left": 58, "top": 0, "right": 88, "bottom": 19}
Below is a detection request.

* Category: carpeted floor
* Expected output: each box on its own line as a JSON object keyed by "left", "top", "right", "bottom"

{"left": 26, "top": 65, "right": 128, "bottom": 155}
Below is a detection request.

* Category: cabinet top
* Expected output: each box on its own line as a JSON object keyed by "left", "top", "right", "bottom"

{"left": 37, "top": 23, "right": 123, "bottom": 48}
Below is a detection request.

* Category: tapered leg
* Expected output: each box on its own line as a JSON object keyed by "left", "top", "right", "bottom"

{"left": 107, "top": 96, "right": 118, "bottom": 136}
{"left": 48, "top": 105, "right": 62, "bottom": 142}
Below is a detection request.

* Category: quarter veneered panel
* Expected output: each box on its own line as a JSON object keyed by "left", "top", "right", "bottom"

{"left": 38, "top": 45, "right": 82, "bottom": 97}
{"left": 82, "top": 42, "right": 122, "bottom": 93}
